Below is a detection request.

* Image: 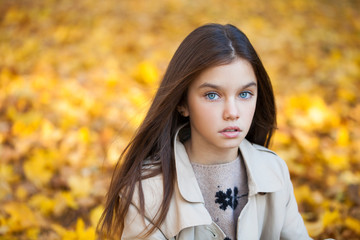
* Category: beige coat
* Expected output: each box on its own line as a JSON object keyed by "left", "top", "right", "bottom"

{"left": 122, "top": 130, "right": 312, "bottom": 240}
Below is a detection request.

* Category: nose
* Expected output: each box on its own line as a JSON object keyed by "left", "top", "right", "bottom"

{"left": 223, "top": 99, "right": 239, "bottom": 121}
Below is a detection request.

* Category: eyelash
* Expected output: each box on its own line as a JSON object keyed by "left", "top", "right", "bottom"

{"left": 204, "top": 91, "right": 254, "bottom": 101}
{"left": 205, "top": 92, "right": 220, "bottom": 100}
{"left": 239, "top": 91, "right": 254, "bottom": 99}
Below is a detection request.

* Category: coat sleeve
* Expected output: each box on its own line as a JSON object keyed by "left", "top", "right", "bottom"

{"left": 122, "top": 202, "right": 167, "bottom": 240}
{"left": 280, "top": 164, "right": 313, "bottom": 240}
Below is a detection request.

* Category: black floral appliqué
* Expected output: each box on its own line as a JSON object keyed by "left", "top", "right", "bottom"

{"left": 233, "top": 187, "right": 239, "bottom": 209}
{"left": 215, "top": 187, "right": 248, "bottom": 211}
{"left": 215, "top": 188, "right": 233, "bottom": 210}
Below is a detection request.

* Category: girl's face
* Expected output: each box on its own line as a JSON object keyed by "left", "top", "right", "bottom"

{"left": 180, "top": 58, "right": 257, "bottom": 156}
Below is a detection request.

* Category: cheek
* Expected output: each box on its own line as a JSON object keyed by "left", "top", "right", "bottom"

{"left": 250, "top": 102, "right": 257, "bottom": 116}
{"left": 189, "top": 102, "right": 216, "bottom": 120}
{"left": 243, "top": 102, "right": 257, "bottom": 122}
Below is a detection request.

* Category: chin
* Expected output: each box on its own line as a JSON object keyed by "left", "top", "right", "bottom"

{"left": 223, "top": 140, "right": 243, "bottom": 149}
{"left": 221, "top": 142, "right": 241, "bottom": 149}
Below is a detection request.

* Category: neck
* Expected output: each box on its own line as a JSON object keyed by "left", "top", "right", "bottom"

{"left": 184, "top": 139, "right": 239, "bottom": 165}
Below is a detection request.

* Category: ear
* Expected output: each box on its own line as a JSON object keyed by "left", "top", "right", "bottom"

{"left": 177, "top": 105, "right": 189, "bottom": 117}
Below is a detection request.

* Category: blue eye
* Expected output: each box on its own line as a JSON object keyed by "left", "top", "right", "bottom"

{"left": 206, "top": 92, "right": 219, "bottom": 100}
{"left": 239, "top": 91, "right": 252, "bottom": 99}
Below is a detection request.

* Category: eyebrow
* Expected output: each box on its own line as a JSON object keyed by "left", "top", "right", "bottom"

{"left": 198, "top": 81, "right": 257, "bottom": 90}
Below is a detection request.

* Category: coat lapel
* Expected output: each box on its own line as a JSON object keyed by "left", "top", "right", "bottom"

{"left": 239, "top": 139, "right": 284, "bottom": 195}
{"left": 174, "top": 131, "right": 205, "bottom": 203}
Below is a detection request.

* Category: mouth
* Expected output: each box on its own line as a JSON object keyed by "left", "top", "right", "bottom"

{"left": 219, "top": 127, "right": 242, "bottom": 138}
{"left": 219, "top": 126, "right": 241, "bottom": 133}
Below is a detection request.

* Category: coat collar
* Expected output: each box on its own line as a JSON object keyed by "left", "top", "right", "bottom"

{"left": 174, "top": 126, "right": 285, "bottom": 203}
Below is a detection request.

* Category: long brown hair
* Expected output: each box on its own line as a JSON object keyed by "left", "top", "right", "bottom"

{"left": 97, "top": 23, "right": 276, "bottom": 238}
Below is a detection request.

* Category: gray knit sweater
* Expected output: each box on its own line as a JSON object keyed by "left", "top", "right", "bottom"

{"left": 191, "top": 155, "right": 248, "bottom": 240}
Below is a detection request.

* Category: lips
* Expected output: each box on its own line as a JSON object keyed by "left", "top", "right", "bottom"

{"left": 220, "top": 126, "right": 241, "bottom": 132}
{"left": 219, "top": 126, "right": 242, "bottom": 138}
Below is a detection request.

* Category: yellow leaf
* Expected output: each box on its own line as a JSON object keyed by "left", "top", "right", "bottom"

{"left": 90, "top": 205, "right": 104, "bottom": 227}
{"left": 76, "top": 218, "right": 85, "bottom": 232}
{"left": 26, "top": 227, "right": 40, "bottom": 240}
{"left": 59, "top": 191, "right": 78, "bottom": 208}
{"left": 0, "top": 164, "right": 19, "bottom": 183}
{"left": 294, "top": 185, "right": 316, "bottom": 207}
{"left": 15, "top": 185, "right": 28, "bottom": 200}
{"left": 78, "top": 126, "right": 91, "bottom": 144}
{"left": 340, "top": 171, "right": 360, "bottom": 185}
{"left": 273, "top": 131, "right": 291, "bottom": 145}
{"left": 75, "top": 218, "right": 96, "bottom": 240}
{"left": 337, "top": 88, "right": 356, "bottom": 103}
{"left": 305, "top": 54, "right": 317, "bottom": 69}
{"left": 304, "top": 219, "right": 323, "bottom": 238}
{"left": 52, "top": 223, "right": 77, "bottom": 240}
{"left": 322, "top": 209, "right": 340, "bottom": 227}
{"left": 249, "top": 16, "right": 265, "bottom": 30}
{"left": 307, "top": 105, "right": 327, "bottom": 126}
{"left": 3, "top": 202, "right": 39, "bottom": 232}
{"left": 107, "top": 137, "right": 127, "bottom": 165}
{"left": 23, "top": 149, "right": 56, "bottom": 187}
{"left": 134, "top": 61, "right": 159, "bottom": 85}
{"left": 11, "top": 111, "right": 42, "bottom": 137}
{"left": 53, "top": 191, "right": 78, "bottom": 216}
{"left": 51, "top": 223, "right": 68, "bottom": 237}
{"left": 68, "top": 175, "right": 92, "bottom": 198}
{"left": 293, "top": 129, "right": 319, "bottom": 152}
{"left": 326, "top": 174, "right": 338, "bottom": 186}
{"left": 29, "top": 194, "right": 56, "bottom": 216}
{"left": 4, "top": 8, "right": 26, "bottom": 24}
{"left": 105, "top": 71, "right": 124, "bottom": 88}
{"left": 337, "top": 126, "right": 349, "bottom": 147}
{"left": 53, "top": 25, "right": 70, "bottom": 43}
{"left": 285, "top": 95, "right": 340, "bottom": 131}
{"left": 0, "top": 181, "right": 11, "bottom": 201}
{"left": 40, "top": 119, "right": 62, "bottom": 145}
{"left": 330, "top": 49, "right": 342, "bottom": 62}
{"left": 325, "top": 153, "right": 349, "bottom": 171}
{"left": 129, "top": 89, "right": 149, "bottom": 108}
{"left": 345, "top": 217, "right": 360, "bottom": 234}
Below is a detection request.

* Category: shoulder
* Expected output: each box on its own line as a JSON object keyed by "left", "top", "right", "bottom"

{"left": 119, "top": 158, "right": 165, "bottom": 219}
{"left": 252, "top": 143, "right": 276, "bottom": 155}
{"left": 240, "top": 140, "right": 291, "bottom": 193}
{"left": 131, "top": 173, "right": 164, "bottom": 212}
{"left": 242, "top": 140, "right": 289, "bottom": 171}
{"left": 252, "top": 143, "right": 288, "bottom": 168}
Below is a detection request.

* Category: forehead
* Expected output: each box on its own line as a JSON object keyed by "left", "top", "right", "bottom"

{"left": 190, "top": 58, "right": 257, "bottom": 88}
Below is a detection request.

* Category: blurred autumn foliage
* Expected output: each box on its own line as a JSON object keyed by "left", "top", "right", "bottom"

{"left": 0, "top": 0, "right": 359, "bottom": 239}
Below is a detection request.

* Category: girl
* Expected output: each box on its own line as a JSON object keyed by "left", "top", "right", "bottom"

{"left": 98, "top": 23, "right": 311, "bottom": 240}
